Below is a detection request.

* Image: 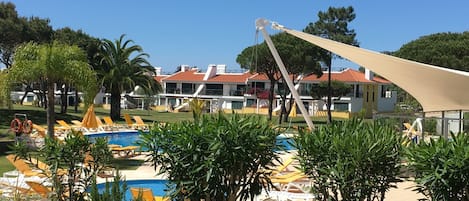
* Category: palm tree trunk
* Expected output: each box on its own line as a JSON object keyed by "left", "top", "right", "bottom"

{"left": 47, "top": 81, "right": 55, "bottom": 138}
{"left": 110, "top": 86, "right": 121, "bottom": 120}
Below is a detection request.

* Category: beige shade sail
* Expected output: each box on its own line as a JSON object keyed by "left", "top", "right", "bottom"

{"left": 82, "top": 104, "right": 98, "bottom": 129}
{"left": 276, "top": 25, "right": 469, "bottom": 112}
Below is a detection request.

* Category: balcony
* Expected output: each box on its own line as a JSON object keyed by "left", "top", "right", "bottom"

{"left": 230, "top": 90, "right": 246, "bottom": 96}
{"left": 166, "top": 88, "right": 178, "bottom": 94}
{"left": 181, "top": 88, "right": 195, "bottom": 94}
{"left": 203, "top": 89, "right": 223, "bottom": 96}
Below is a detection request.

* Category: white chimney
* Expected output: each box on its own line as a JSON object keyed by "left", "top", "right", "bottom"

{"left": 216, "top": 64, "right": 226, "bottom": 74}
{"left": 204, "top": 64, "right": 218, "bottom": 80}
{"left": 154, "top": 67, "right": 162, "bottom": 76}
{"left": 180, "top": 65, "right": 190, "bottom": 72}
{"left": 365, "top": 69, "right": 374, "bottom": 81}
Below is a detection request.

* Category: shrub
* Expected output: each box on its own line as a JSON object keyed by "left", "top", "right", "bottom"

{"left": 12, "top": 130, "right": 114, "bottom": 201}
{"left": 88, "top": 169, "right": 128, "bottom": 201}
{"left": 294, "top": 118, "right": 403, "bottom": 201}
{"left": 138, "top": 112, "right": 283, "bottom": 201}
{"left": 405, "top": 133, "right": 469, "bottom": 200}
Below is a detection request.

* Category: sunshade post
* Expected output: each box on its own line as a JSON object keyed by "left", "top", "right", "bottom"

{"left": 255, "top": 18, "right": 315, "bottom": 131}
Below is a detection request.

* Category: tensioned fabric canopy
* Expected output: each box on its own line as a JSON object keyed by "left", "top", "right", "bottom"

{"left": 275, "top": 25, "right": 469, "bottom": 112}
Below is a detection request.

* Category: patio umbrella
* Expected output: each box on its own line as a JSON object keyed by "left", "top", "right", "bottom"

{"left": 82, "top": 104, "right": 98, "bottom": 129}
{"left": 290, "top": 103, "right": 297, "bottom": 117}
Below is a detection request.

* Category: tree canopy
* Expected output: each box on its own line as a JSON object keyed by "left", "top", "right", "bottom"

{"left": 5, "top": 42, "right": 97, "bottom": 137}
{"left": 394, "top": 32, "right": 469, "bottom": 72}
{"left": 0, "top": 2, "right": 52, "bottom": 68}
{"left": 310, "top": 80, "right": 352, "bottom": 100}
{"left": 237, "top": 32, "right": 323, "bottom": 121}
{"left": 303, "top": 6, "right": 358, "bottom": 123}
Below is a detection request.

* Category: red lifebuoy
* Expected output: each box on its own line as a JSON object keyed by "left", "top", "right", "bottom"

{"left": 10, "top": 118, "right": 22, "bottom": 133}
{"left": 22, "top": 120, "right": 33, "bottom": 134}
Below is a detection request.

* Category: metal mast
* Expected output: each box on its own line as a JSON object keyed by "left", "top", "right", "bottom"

{"left": 255, "top": 18, "right": 315, "bottom": 130}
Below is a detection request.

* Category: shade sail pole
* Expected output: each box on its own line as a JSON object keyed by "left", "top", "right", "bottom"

{"left": 256, "top": 18, "right": 315, "bottom": 130}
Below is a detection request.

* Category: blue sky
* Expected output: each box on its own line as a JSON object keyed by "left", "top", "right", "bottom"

{"left": 9, "top": 0, "right": 469, "bottom": 73}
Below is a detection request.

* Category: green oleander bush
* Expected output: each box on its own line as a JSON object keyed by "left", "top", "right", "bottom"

{"left": 139, "top": 112, "right": 283, "bottom": 201}
{"left": 405, "top": 133, "right": 469, "bottom": 200}
{"left": 294, "top": 118, "right": 403, "bottom": 201}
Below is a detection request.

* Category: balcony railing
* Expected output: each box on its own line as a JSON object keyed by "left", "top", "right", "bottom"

{"left": 230, "top": 90, "right": 247, "bottom": 96}
{"left": 166, "top": 88, "right": 178, "bottom": 94}
{"left": 181, "top": 88, "right": 195, "bottom": 94}
{"left": 203, "top": 89, "right": 224, "bottom": 96}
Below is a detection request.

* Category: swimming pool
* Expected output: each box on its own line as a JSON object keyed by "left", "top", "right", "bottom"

{"left": 96, "top": 179, "right": 168, "bottom": 201}
{"left": 86, "top": 131, "right": 296, "bottom": 150}
{"left": 87, "top": 131, "right": 142, "bottom": 147}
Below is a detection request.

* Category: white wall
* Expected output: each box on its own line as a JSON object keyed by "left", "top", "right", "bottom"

{"left": 377, "top": 91, "right": 397, "bottom": 112}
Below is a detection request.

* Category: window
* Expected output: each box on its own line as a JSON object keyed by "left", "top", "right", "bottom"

{"left": 334, "top": 103, "right": 349, "bottom": 111}
{"left": 166, "top": 83, "right": 177, "bottom": 93}
{"left": 182, "top": 83, "right": 195, "bottom": 94}
{"left": 232, "top": 101, "right": 243, "bottom": 109}
{"left": 168, "top": 98, "right": 176, "bottom": 106}
{"left": 355, "top": 85, "right": 363, "bottom": 98}
{"left": 246, "top": 99, "right": 257, "bottom": 107}
{"left": 251, "top": 82, "right": 265, "bottom": 89}
{"left": 205, "top": 84, "right": 223, "bottom": 95}
{"left": 299, "top": 83, "right": 311, "bottom": 96}
{"left": 231, "top": 85, "right": 246, "bottom": 96}
{"left": 381, "top": 85, "right": 392, "bottom": 98}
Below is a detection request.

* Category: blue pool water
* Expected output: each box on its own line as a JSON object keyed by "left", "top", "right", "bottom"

{"left": 87, "top": 131, "right": 296, "bottom": 150}
{"left": 87, "top": 131, "right": 142, "bottom": 147}
{"left": 277, "top": 136, "right": 295, "bottom": 150}
{"left": 96, "top": 179, "right": 168, "bottom": 201}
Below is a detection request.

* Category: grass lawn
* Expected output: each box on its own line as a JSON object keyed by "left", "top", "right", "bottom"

{"left": 1, "top": 104, "right": 329, "bottom": 137}
{"left": 0, "top": 154, "right": 15, "bottom": 175}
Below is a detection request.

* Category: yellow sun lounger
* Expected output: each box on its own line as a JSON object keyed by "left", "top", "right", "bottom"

{"left": 32, "top": 124, "right": 47, "bottom": 138}
{"left": 103, "top": 116, "right": 125, "bottom": 129}
{"left": 6, "top": 155, "right": 47, "bottom": 178}
{"left": 25, "top": 181, "right": 51, "bottom": 198}
{"left": 130, "top": 187, "right": 169, "bottom": 201}
{"left": 56, "top": 120, "right": 80, "bottom": 131}
{"left": 29, "top": 157, "right": 68, "bottom": 176}
{"left": 26, "top": 181, "right": 70, "bottom": 199}
{"left": 123, "top": 114, "right": 135, "bottom": 129}
{"left": 95, "top": 116, "right": 112, "bottom": 131}
{"left": 111, "top": 146, "right": 140, "bottom": 158}
{"left": 133, "top": 116, "right": 149, "bottom": 130}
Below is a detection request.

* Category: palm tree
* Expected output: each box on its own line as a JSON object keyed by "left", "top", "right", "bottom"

{"left": 98, "top": 34, "right": 161, "bottom": 120}
{"left": 6, "top": 41, "right": 97, "bottom": 137}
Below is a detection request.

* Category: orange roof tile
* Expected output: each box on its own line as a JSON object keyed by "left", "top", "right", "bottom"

{"left": 160, "top": 68, "right": 390, "bottom": 84}
{"left": 302, "top": 69, "right": 391, "bottom": 83}
{"left": 162, "top": 69, "right": 205, "bottom": 82}
{"left": 154, "top": 75, "right": 169, "bottom": 83}
{"left": 248, "top": 73, "right": 282, "bottom": 81}
{"left": 206, "top": 72, "right": 255, "bottom": 83}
